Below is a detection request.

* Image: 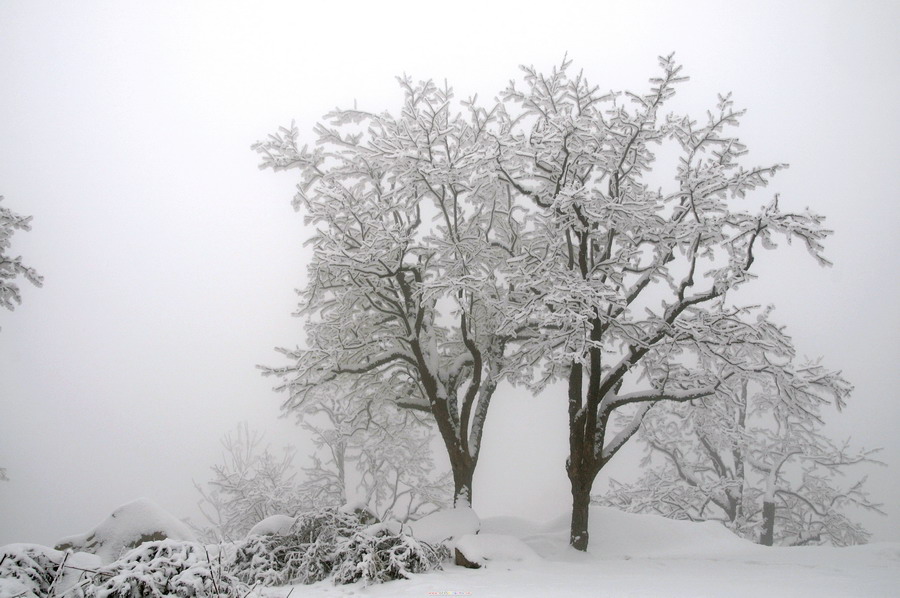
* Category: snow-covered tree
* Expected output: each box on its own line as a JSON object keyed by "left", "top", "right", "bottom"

{"left": 297, "top": 382, "right": 451, "bottom": 522}
{"left": 253, "top": 79, "right": 526, "bottom": 508}
{"left": 598, "top": 370, "right": 883, "bottom": 546}
{"left": 0, "top": 194, "right": 40, "bottom": 479}
{"left": 254, "top": 56, "right": 842, "bottom": 552}
{"left": 194, "top": 423, "right": 303, "bottom": 541}
{"left": 491, "top": 56, "right": 839, "bottom": 550}
{"left": 1, "top": 195, "right": 43, "bottom": 321}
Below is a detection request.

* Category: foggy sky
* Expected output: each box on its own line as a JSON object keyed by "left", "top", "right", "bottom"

{"left": 1, "top": 0, "right": 898, "bottom": 546}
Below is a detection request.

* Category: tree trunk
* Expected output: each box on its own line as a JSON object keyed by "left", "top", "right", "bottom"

{"left": 760, "top": 500, "right": 775, "bottom": 546}
{"left": 570, "top": 479, "right": 592, "bottom": 551}
{"left": 451, "top": 458, "right": 475, "bottom": 508}
{"left": 451, "top": 460, "right": 477, "bottom": 567}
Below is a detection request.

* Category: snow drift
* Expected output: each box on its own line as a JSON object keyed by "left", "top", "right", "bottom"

{"left": 492, "top": 505, "right": 752, "bottom": 559}
{"left": 2, "top": 505, "right": 896, "bottom": 597}
{"left": 408, "top": 507, "right": 480, "bottom": 544}
{"left": 350, "top": 506, "right": 899, "bottom": 598}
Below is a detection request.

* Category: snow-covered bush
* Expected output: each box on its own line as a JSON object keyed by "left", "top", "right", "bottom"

{"left": 230, "top": 506, "right": 446, "bottom": 586}
{"left": 1, "top": 544, "right": 66, "bottom": 598}
{"left": 0, "top": 544, "right": 99, "bottom": 598}
{"left": 230, "top": 506, "right": 368, "bottom": 585}
{"left": 330, "top": 525, "right": 449, "bottom": 585}
{"left": 85, "top": 540, "right": 246, "bottom": 598}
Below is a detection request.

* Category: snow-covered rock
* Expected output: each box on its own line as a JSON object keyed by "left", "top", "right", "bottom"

{"left": 246, "top": 514, "right": 297, "bottom": 537}
{"left": 454, "top": 533, "right": 540, "bottom": 567}
{"left": 408, "top": 507, "right": 480, "bottom": 544}
{"left": 54, "top": 498, "right": 196, "bottom": 563}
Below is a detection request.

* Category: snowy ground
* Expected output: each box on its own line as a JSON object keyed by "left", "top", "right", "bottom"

{"left": 265, "top": 507, "right": 900, "bottom": 598}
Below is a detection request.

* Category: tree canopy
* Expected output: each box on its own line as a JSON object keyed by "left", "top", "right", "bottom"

{"left": 255, "top": 55, "right": 846, "bottom": 551}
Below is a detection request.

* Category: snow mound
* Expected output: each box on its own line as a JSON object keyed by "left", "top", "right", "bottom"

{"left": 480, "top": 514, "right": 547, "bottom": 537}
{"left": 210, "top": 507, "right": 900, "bottom": 597}
{"left": 408, "top": 507, "right": 480, "bottom": 544}
{"left": 246, "top": 514, "right": 296, "bottom": 537}
{"left": 583, "top": 506, "right": 752, "bottom": 558}
{"left": 54, "top": 498, "right": 196, "bottom": 563}
{"left": 483, "top": 507, "right": 752, "bottom": 560}
{"left": 454, "top": 533, "right": 540, "bottom": 567}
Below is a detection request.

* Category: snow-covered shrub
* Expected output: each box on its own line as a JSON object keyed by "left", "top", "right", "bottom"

{"left": 230, "top": 506, "right": 365, "bottom": 585}
{"left": 85, "top": 540, "right": 246, "bottom": 598}
{"left": 0, "top": 544, "right": 98, "bottom": 598}
{"left": 330, "top": 524, "right": 449, "bottom": 585}
{"left": 0, "top": 544, "right": 64, "bottom": 598}
{"left": 230, "top": 506, "right": 446, "bottom": 586}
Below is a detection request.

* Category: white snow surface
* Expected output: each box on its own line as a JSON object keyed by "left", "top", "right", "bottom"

{"left": 247, "top": 514, "right": 297, "bottom": 537}
{"left": 262, "top": 506, "right": 899, "bottom": 597}
{"left": 408, "top": 507, "right": 480, "bottom": 544}
{"left": 53, "top": 497, "right": 196, "bottom": 563}
{"left": 454, "top": 533, "right": 540, "bottom": 565}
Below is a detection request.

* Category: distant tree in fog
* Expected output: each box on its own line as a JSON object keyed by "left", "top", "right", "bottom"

{"left": 598, "top": 356, "right": 883, "bottom": 546}
{"left": 1, "top": 195, "right": 43, "bottom": 320}
{"left": 297, "top": 382, "right": 450, "bottom": 522}
{"left": 194, "top": 406, "right": 449, "bottom": 540}
{"left": 193, "top": 423, "right": 300, "bottom": 541}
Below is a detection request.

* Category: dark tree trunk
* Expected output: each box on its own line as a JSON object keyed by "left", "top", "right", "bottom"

{"left": 760, "top": 500, "right": 775, "bottom": 546}
{"left": 414, "top": 347, "right": 478, "bottom": 511}
{"left": 451, "top": 458, "right": 475, "bottom": 508}
{"left": 569, "top": 479, "right": 592, "bottom": 551}
{"left": 566, "top": 355, "right": 599, "bottom": 552}
{"left": 450, "top": 457, "right": 477, "bottom": 567}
